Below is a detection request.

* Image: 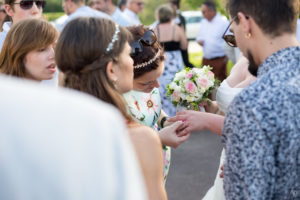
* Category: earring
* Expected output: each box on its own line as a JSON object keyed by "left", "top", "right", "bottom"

{"left": 245, "top": 32, "right": 251, "bottom": 39}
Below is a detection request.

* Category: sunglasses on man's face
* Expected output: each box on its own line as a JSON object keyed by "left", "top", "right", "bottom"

{"left": 222, "top": 16, "right": 237, "bottom": 47}
{"left": 0, "top": 9, "right": 6, "bottom": 13}
{"left": 13, "top": 0, "right": 46, "bottom": 10}
{"left": 130, "top": 30, "right": 157, "bottom": 56}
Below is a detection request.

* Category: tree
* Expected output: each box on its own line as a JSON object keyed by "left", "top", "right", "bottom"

{"left": 185, "top": 0, "right": 228, "bottom": 16}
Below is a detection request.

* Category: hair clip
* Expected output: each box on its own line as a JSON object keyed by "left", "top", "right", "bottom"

{"left": 106, "top": 24, "right": 120, "bottom": 53}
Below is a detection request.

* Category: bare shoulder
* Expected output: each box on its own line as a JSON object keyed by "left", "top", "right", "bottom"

{"left": 129, "top": 125, "right": 162, "bottom": 148}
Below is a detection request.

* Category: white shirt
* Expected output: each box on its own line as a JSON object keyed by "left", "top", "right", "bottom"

{"left": 0, "top": 21, "right": 12, "bottom": 52}
{"left": 0, "top": 22, "right": 59, "bottom": 86}
{"left": 63, "top": 6, "right": 112, "bottom": 29}
{"left": 123, "top": 8, "right": 141, "bottom": 25}
{"left": 296, "top": 18, "right": 300, "bottom": 43}
{"left": 112, "top": 8, "right": 133, "bottom": 27}
{"left": 196, "top": 14, "right": 229, "bottom": 59}
{"left": 0, "top": 75, "right": 146, "bottom": 200}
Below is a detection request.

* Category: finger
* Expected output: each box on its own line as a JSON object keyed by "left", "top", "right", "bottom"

{"left": 178, "top": 133, "right": 190, "bottom": 143}
{"left": 175, "top": 121, "right": 188, "bottom": 131}
{"left": 167, "top": 115, "right": 186, "bottom": 123}
{"left": 169, "top": 121, "right": 184, "bottom": 129}
{"left": 176, "top": 126, "right": 190, "bottom": 136}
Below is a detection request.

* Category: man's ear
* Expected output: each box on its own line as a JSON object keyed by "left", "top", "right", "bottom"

{"left": 106, "top": 60, "right": 117, "bottom": 82}
{"left": 237, "top": 12, "right": 251, "bottom": 36}
{"left": 5, "top": 4, "right": 14, "bottom": 18}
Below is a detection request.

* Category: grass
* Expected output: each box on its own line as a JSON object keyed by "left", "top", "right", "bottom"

{"left": 43, "top": 12, "right": 65, "bottom": 22}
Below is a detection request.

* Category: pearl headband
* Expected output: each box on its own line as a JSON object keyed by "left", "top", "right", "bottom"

{"left": 134, "top": 49, "right": 161, "bottom": 69}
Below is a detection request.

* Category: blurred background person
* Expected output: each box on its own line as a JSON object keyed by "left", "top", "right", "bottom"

{"left": 0, "top": 19, "right": 58, "bottom": 82}
{"left": 88, "top": 0, "right": 132, "bottom": 27}
{"left": 153, "top": 4, "right": 188, "bottom": 117}
{"left": 196, "top": 1, "right": 229, "bottom": 82}
{"left": 62, "top": 0, "right": 111, "bottom": 28}
{"left": 118, "top": 0, "right": 126, "bottom": 11}
{"left": 0, "top": 1, "right": 8, "bottom": 31}
{"left": 0, "top": 0, "right": 44, "bottom": 50}
{"left": 123, "top": 0, "right": 144, "bottom": 25}
{"left": 169, "top": 0, "right": 185, "bottom": 30}
{"left": 0, "top": 74, "right": 146, "bottom": 200}
{"left": 56, "top": 17, "right": 167, "bottom": 200}
{"left": 169, "top": 0, "right": 194, "bottom": 68}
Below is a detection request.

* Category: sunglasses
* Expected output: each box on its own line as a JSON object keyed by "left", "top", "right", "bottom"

{"left": 0, "top": 9, "right": 5, "bottom": 13}
{"left": 222, "top": 16, "right": 237, "bottom": 47}
{"left": 130, "top": 30, "right": 157, "bottom": 55}
{"left": 13, "top": 0, "right": 46, "bottom": 10}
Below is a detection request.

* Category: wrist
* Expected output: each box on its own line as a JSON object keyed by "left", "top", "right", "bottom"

{"left": 160, "top": 116, "right": 167, "bottom": 128}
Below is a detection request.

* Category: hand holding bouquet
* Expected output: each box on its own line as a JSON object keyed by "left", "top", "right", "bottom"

{"left": 166, "top": 66, "right": 219, "bottom": 111}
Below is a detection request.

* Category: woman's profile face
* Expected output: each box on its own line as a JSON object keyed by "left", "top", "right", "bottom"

{"left": 24, "top": 43, "right": 56, "bottom": 81}
{"left": 133, "top": 61, "right": 164, "bottom": 93}
{"left": 113, "top": 42, "right": 134, "bottom": 94}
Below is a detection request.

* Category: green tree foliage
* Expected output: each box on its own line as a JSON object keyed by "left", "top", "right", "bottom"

{"left": 44, "top": 0, "right": 63, "bottom": 12}
{"left": 185, "top": 0, "right": 228, "bottom": 16}
{"left": 139, "top": 0, "right": 168, "bottom": 26}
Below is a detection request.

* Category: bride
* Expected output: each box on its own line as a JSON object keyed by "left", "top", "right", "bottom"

{"left": 168, "top": 54, "right": 256, "bottom": 199}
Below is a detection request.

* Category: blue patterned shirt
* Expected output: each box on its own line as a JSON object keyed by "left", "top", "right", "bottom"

{"left": 222, "top": 46, "right": 300, "bottom": 200}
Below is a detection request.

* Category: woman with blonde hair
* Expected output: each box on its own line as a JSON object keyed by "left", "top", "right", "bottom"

{"left": 55, "top": 17, "right": 167, "bottom": 200}
{"left": 0, "top": 18, "right": 57, "bottom": 82}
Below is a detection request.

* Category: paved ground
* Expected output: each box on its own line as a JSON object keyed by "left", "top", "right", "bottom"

{"left": 166, "top": 130, "right": 223, "bottom": 200}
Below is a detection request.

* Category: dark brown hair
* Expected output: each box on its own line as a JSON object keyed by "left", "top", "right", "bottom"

{"left": 0, "top": 18, "right": 58, "bottom": 78}
{"left": 127, "top": 25, "right": 165, "bottom": 79}
{"left": 226, "top": 0, "right": 299, "bottom": 37}
{"left": 55, "top": 17, "right": 133, "bottom": 122}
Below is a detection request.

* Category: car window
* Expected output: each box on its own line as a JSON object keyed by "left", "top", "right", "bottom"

{"left": 186, "top": 16, "right": 202, "bottom": 24}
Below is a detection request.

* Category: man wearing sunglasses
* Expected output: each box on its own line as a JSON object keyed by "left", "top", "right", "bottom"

{"left": 88, "top": 0, "right": 132, "bottom": 27}
{"left": 222, "top": 0, "right": 300, "bottom": 199}
{"left": 196, "top": 1, "right": 229, "bottom": 82}
{"left": 123, "top": 0, "right": 143, "bottom": 25}
{"left": 0, "top": 0, "right": 44, "bottom": 51}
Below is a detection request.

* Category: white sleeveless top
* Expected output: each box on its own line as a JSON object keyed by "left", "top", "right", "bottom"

{"left": 202, "top": 80, "right": 244, "bottom": 200}
{"left": 216, "top": 80, "right": 243, "bottom": 113}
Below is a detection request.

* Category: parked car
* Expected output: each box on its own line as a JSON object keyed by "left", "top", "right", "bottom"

{"left": 182, "top": 11, "right": 203, "bottom": 40}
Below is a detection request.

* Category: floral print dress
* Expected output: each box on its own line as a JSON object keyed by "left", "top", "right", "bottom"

{"left": 123, "top": 88, "right": 171, "bottom": 184}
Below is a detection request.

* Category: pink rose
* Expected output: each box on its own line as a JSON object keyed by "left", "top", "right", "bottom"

{"left": 208, "top": 71, "right": 214, "bottom": 79}
{"left": 185, "top": 81, "right": 196, "bottom": 93}
{"left": 186, "top": 72, "right": 193, "bottom": 79}
{"left": 173, "top": 91, "right": 180, "bottom": 102}
{"left": 197, "top": 78, "right": 208, "bottom": 88}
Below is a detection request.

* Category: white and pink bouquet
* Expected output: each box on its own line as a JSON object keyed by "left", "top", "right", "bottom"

{"left": 166, "top": 66, "right": 219, "bottom": 111}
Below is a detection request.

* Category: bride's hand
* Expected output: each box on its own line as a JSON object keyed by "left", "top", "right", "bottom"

{"left": 168, "top": 110, "right": 208, "bottom": 136}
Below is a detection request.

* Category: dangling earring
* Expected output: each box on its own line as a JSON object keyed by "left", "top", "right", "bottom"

{"left": 245, "top": 32, "right": 251, "bottom": 39}
{"left": 112, "top": 77, "right": 118, "bottom": 89}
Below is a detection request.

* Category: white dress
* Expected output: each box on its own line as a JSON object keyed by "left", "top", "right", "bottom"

{"left": 202, "top": 80, "right": 243, "bottom": 200}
